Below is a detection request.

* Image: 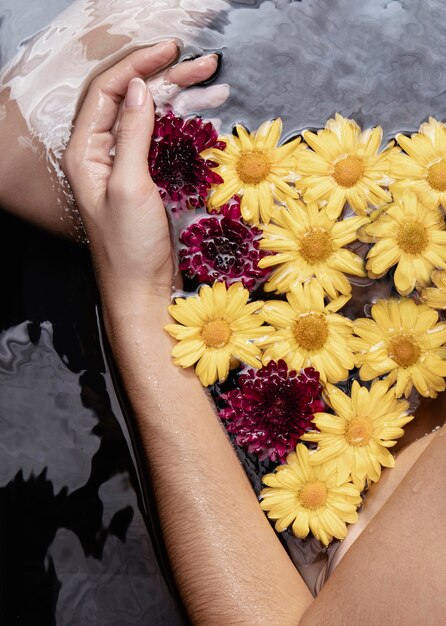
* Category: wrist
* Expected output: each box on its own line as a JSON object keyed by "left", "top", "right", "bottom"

{"left": 100, "top": 284, "right": 172, "bottom": 327}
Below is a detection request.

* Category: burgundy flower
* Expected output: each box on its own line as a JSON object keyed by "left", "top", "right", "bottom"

{"left": 179, "top": 197, "right": 272, "bottom": 290}
{"left": 219, "top": 360, "right": 324, "bottom": 462}
{"left": 148, "top": 112, "right": 225, "bottom": 211}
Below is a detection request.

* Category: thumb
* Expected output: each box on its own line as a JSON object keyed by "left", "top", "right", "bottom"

{"left": 111, "top": 77, "right": 155, "bottom": 191}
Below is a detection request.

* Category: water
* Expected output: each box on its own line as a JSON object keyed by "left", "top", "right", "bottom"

{"left": 2, "top": 0, "right": 446, "bottom": 623}
{"left": 0, "top": 215, "right": 185, "bottom": 624}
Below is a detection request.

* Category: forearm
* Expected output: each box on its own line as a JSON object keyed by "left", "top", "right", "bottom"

{"left": 102, "top": 293, "right": 313, "bottom": 625}
{"left": 0, "top": 89, "right": 82, "bottom": 239}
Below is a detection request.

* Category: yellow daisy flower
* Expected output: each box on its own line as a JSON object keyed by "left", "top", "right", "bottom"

{"left": 358, "top": 191, "right": 446, "bottom": 296}
{"left": 165, "top": 282, "right": 274, "bottom": 387}
{"left": 296, "top": 113, "right": 393, "bottom": 220}
{"left": 422, "top": 270, "right": 446, "bottom": 309}
{"left": 352, "top": 298, "right": 446, "bottom": 398}
{"left": 205, "top": 118, "right": 303, "bottom": 225}
{"left": 302, "top": 380, "right": 413, "bottom": 487}
{"left": 260, "top": 443, "right": 362, "bottom": 546}
{"left": 389, "top": 117, "right": 446, "bottom": 209}
{"left": 258, "top": 197, "right": 368, "bottom": 298}
{"left": 261, "top": 281, "right": 355, "bottom": 383}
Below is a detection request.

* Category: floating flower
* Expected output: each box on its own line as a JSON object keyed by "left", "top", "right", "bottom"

{"left": 358, "top": 192, "right": 446, "bottom": 295}
{"left": 302, "top": 380, "right": 412, "bottom": 487}
{"left": 389, "top": 117, "right": 446, "bottom": 210}
{"left": 178, "top": 197, "right": 271, "bottom": 290}
{"left": 258, "top": 198, "right": 368, "bottom": 298}
{"left": 261, "top": 281, "right": 355, "bottom": 384}
{"left": 422, "top": 270, "right": 446, "bottom": 309}
{"left": 296, "top": 114, "right": 393, "bottom": 219}
{"left": 165, "top": 282, "right": 274, "bottom": 387}
{"left": 260, "top": 443, "right": 362, "bottom": 546}
{"left": 352, "top": 298, "right": 446, "bottom": 397}
{"left": 204, "top": 118, "right": 303, "bottom": 225}
{"left": 149, "top": 112, "right": 224, "bottom": 211}
{"left": 220, "top": 360, "right": 324, "bottom": 462}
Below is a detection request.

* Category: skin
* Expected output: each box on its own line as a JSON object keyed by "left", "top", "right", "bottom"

{"left": 61, "top": 44, "right": 446, "bottom": 624}
{"left": 0, "top": 40, "right": 224, "bottom": 239}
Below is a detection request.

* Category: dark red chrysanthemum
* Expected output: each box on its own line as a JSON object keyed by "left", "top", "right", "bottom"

{"left": 219, "top": 360, "right": 324, "bottom": 462}
{"left": 148, "top": 112, "right": 225, "bottom": 211}
{"left": 178, "top": 197, "right": 272, "bottom": 290}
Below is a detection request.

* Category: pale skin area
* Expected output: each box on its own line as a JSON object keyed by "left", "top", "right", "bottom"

{"left": 0, "top": 23, "right": 227, "bottom": 239}
{"left": 58, "top": 43, "right": 446, "bottom": 624}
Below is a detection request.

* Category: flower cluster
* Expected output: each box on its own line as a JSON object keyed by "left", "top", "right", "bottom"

{"left": 151, "top": 111, "right": 446, "bottom": 547}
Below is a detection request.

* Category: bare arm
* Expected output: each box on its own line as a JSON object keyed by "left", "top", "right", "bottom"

{"left": 62, "top": 44, "right": 313, "bottom": 624}
{"left": 104, "top": 299, "right": 313, "bottom": 624}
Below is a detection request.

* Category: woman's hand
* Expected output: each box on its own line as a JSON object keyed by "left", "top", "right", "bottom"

{"left": 62, "top": 41, "right": 222, "bottom": 309}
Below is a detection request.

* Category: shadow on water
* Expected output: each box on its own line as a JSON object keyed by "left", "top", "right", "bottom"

{"left": 0, "top": 211, "right": 187, "bottom": 625}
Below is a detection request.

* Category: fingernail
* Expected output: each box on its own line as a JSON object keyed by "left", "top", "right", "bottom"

{"left": 156, "top": 39, "right": 181, "bottom": 53}
{"left": 125, "top": 78, "right": 146, "bottom": 108}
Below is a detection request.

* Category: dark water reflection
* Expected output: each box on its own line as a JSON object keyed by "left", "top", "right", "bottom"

{"left": 0, "top": 213, "right": 185, "bottom": 625}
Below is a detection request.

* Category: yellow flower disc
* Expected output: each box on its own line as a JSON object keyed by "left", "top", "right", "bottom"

{"left": 333, "top": 155, "right": 365, "bottom": 188}
{"left": 345, "top": 417, "right": 373, "bottom": 447}
{"left": 388, "top": 335, "right": 421, "bottom": 368}
{"left": 299, "top": 481, "right": 328, "bottom": 509}
{"left": 294, "top": 314, "right": 329, "bottom": 351}
{"left": 299, "top": 228, "right": 333, "bottom": 263}
{"left": 236, "top": 151, "right": 271, "bottom": 184}
{"left": 395, "top": 222, "right": 429, "bottom": 255}
{"left": 201, "top": 320, "right": 232, "bottom": 348}
{"left": 427, "top": 158, "right": 446, "bottom": 192}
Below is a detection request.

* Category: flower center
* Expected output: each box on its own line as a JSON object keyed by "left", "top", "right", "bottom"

{"left": 396, "top": 222, "right": 429, "bottom": 254}
{"left": 345, "top": 416, "right": 373, "bottom": 447}
{"left": 333, "top": 155, "right": 365, "bottom": 188}
{"left": 299, "top": 228, "right": 333, "bottom": 264}
{"left": 427, "top": 159, "right": 446, "bottom": 191}
{"left": 153, "top": 139, "right": 198, "bottom": 187}
{"left": 299, "top": 481, "right": 328, "bottom": 509}
{"left": 388, "top": 334, "right": 421, "bottom": 367}
{"left": 294, "top": 314, "right": 329, "bottom": 351}
{"left": 236, "top": 151, "right": 271, "bottom": 184}
{"left": 201, "top": 319, "right": 232, "bottom": 348}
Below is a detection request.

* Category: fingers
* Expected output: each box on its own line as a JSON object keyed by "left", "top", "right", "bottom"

{"left": 110, "top": 78, "right": 155, "bottom": 195}
{"left": 172, "top": 83, "right": 230, "bottom": 116}
{"left": 73, "top": 41, "right": 178, "bottom": 140}
{"left": 146, "top": 53, "right": 220, "bottom": 111}
{"left": 165, "top": 53, "right": 219, "bottom": 88}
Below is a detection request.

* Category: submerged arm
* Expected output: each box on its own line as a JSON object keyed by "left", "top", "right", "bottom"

{"left": 0, "top": 22, "right": 226, "bottom": 239}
